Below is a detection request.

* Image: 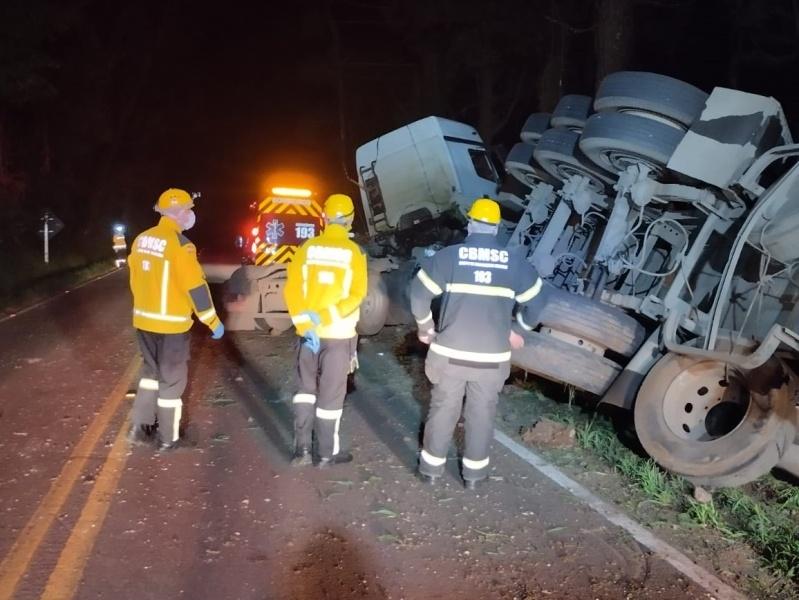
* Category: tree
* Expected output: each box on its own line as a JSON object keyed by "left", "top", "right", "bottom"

{"left": 593, "top": 0, "right": 634, "bottom": 84}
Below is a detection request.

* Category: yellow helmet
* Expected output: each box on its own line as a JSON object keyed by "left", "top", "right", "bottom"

{"left": 156, "top": 188, "right": 194, "bottom": 211}
{"left": 467, "top": 197, "right": 501, "bottom": 225}
{"left": 324, "top": 193, "right": 354, "bottom": 220}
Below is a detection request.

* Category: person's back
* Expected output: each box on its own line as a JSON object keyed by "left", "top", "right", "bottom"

{"left": 289, "top": 222, "right": 365, "bottom": 340}
{"left": 112, "top": 227, "right": 127, "bottom": 267}
{"left": 420, "top": 233, "right": 537, "bottom": 365}
{"left": 129, "top": 217, "right": 220, "bottom": 335}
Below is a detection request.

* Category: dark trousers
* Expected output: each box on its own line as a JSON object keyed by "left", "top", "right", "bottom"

{"left": 293, "top": 337, "right": 356, "bottom": 459}
{"left": 419, "top": 351, "right": 509, "bottom": 481}
{"left": 131, "top": 330, "right": 190, "bottom": 443}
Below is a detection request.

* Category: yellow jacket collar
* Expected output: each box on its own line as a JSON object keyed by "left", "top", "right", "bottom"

{"left": 158, "top": 216, "right": 182, "bottom": 232}
{"left": 323, "top": 223, "right": 350, "bottom": 239}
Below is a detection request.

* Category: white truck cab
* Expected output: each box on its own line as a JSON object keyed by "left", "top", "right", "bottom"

{"left": 355, "top": 116, "right": 499, "bottom": 237}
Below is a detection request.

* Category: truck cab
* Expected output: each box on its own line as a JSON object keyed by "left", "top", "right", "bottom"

{"left": 355, "top": 116, "right": 500, "bottom": 245}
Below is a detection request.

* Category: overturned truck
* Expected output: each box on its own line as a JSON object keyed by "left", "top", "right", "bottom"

{"left": 356, "top": 71, "right": 799, "bottom": 488}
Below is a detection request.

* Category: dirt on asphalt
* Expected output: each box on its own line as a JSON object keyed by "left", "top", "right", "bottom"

{"left": 76, "top": 326, "right": 724, "bottom": 600}
{"left": 0, "top": 272, "right": 786, "bottom": 599}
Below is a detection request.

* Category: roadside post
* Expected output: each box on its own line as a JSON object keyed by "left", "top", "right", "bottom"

{"left": 37, "top": 211, "right": 64, "bottom": 264}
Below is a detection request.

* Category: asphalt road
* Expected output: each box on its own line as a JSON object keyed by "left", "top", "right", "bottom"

{"left": 0, "top": 270, "right": 735, "bottom": 599}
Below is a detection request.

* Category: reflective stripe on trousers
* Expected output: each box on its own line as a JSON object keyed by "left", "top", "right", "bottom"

{"left": 294, "top": 337, "right": 354, "bottom": 458}
{"left": 292, "top": 393, "right": 316, "bottom": 451}
{"left": 157, "top": 397, "right": 183, "bottom": 443}
{"left": 131, "top": 330, "right": 190, "bottom": 444}
{"left": 419, "top": 351, "right": 508, "bottom": 480}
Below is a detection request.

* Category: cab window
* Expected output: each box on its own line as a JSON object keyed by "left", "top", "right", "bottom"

{"left": 468, "top": 148, "right": 498, "bottom": 182}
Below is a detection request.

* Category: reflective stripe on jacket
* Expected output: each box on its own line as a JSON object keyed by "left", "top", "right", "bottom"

{"left": 112, "top": 234, "right": 127, "bottom": 251}
{"left": 284, "top": 223, "right": 368, "bottom": 339}
{"left": 129, "top": 217, "right": 221, "bottom": 334}
{"left": 410, "top": 233, "right": 543, "bottom": 364}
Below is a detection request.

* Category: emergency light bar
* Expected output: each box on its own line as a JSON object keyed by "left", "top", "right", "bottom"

{"left": 270, "top": 187, "right": 312, "bottom": 198}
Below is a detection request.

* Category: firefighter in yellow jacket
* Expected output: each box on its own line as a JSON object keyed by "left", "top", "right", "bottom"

{"left": 128, "top": 188, "right": 224, "bottom": 450}
{"left": 283, "top": 193, "right": 367, "bottom": 467}
{"left": 112, "top": 224, "right": 127, "bottom": 268}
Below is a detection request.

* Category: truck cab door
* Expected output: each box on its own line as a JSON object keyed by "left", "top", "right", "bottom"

{"left": 445, "top": 139, "right": 500, "bottom": 209}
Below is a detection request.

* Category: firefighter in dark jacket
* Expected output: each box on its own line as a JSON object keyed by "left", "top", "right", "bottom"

{"left": 410, "top": 197, "right": 544, "bottom": 489}
{"left": 128, "top": 188, "right": 224, "bottom": 450}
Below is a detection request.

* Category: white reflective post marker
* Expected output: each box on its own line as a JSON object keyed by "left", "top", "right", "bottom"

{"left": 43, "top": 216, "right": 49, "bottom": 264}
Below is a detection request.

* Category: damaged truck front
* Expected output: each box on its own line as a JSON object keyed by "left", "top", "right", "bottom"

{"left": 357, "top": 72, "right": 799, "bottom": 488}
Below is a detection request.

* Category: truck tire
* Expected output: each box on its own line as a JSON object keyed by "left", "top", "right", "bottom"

{"left": 594, "top": 71, "right": 708, "bottom": 127}
{"left": 520, "top": 112, "right": 551, "bottom": 143}
{"left": 505, "top": 142, "right": 559, "bottom": 187}
{"left": 525, "top": 287, "right": 646, "bottom": 357}
{"left": 511, "top": 330, "right": 622, "bottom": 396}
{"left": 550, "top": 95, "right": 593, "bottom": 130}
{"left": 382, "top": 263, "right": 415, "bottom": 326}
{"left": 634, "top": 352, "right": 797, "bottom": 488}
{"left": 225, "top": 265, "right": 266, "bottom": 296}
{"left": 357, "top": 272, "right": 389, "bottom": 336}
{"left": 533, "top": 127, "right": 614, "bottom": 190}
{"left": 579, "top": 112, "right": 685, "bottom": 174}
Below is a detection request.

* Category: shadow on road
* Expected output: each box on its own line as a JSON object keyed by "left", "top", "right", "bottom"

{"left": 279, "top": 527, "right": 388, "bottom": 600}
{"left": 218, "top": 335, "right": 295, "bottom": 462}
{"left": 346, "top": 335, "right": 429, "bottom": 472}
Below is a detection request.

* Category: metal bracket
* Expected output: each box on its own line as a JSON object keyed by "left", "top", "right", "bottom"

{"left": 663, "top": 306, "right": 799, "bottom": 370}
{"left": 737, "top": 143, "right": 799, "bottom": 196}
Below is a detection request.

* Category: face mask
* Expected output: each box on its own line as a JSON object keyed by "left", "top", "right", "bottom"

{"left": 181, "top": 209, "right": 196, "bottom": 231}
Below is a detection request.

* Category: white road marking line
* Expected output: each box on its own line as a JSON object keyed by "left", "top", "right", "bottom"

{"left": 0, "top": 355, "right": 141, "bottom": 600}
{"left": 40, "top": 415, "right": 133, "bottom": 600}
{"left": 494, "top": 429, "right": 746, "bottom": 600}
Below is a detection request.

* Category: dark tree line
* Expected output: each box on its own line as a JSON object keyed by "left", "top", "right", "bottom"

{"left": 2, "top": 0, "right": 798, "bottom": 294}
{"left": 0, "top": 1, "right": 171, "bottom": 291}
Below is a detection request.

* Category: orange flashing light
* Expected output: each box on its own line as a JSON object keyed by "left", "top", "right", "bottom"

{"left": 271, "top": 186, "right": 312, "bottom": 198}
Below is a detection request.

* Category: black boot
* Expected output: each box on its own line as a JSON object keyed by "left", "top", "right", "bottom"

{"left": 157, "top": 437, "right": 181, "bottom": 451}
{"left": 416, "top": 469, "right": 440, "bottom": 485}
{"left": 290, "top": 447, "right": 312, "bottom": 467}
{"left": 316, "top": 452, "right": 353, "bottom": 468}
{"left": 128, "top": 424, "right": 154, "bottom": 446}
{"left": 463, "top": 478, "right": 487, "bottom": 491}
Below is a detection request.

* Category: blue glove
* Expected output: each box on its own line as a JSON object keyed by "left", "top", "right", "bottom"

{"left": 302, "top": 330, "right": 321, "bottom": 354}
{"left": 300, "top": 310, "right": 322, "bottom": 327}
{"left": 211, "top": 323, "right": 225, "bottom": 339}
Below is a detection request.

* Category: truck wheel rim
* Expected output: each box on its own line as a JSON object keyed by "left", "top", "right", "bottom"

{"left": 595, "top": 149, "right": 665, "bottom": 175}
{"left": 547, "top": 161, "right": 606, "bottom": 192}
{"left": 661, "top": 361, "right": 749, "bottom": 443}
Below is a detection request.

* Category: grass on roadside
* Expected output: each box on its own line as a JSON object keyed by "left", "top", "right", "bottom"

{"left": 0, "top": 258, "right": 115, "bottom": 313}
{"left": 513, "top": 378, "right": 799, "bottom": 588}
{"left": 719, "top": 487, "right": 799, "bottom": 580}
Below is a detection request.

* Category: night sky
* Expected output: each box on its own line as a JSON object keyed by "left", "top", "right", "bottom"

{"left": 2, "top": 0, "right": 798, "bottom": 284}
